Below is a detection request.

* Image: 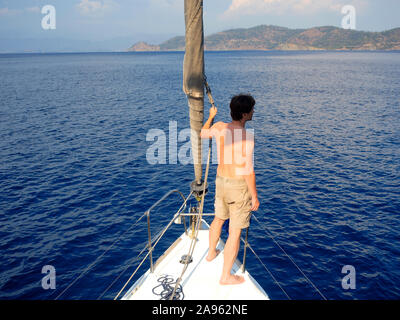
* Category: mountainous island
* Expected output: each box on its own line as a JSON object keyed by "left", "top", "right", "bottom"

{"left": 128, "top": 25, "right": 400, "bottom": 51}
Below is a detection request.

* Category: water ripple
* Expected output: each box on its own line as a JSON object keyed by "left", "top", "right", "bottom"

{"left": 0, "top": 51, "right": 399, "bottom": 299}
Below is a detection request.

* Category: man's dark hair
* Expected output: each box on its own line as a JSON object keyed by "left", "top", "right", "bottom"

{"left": 230, "top": 94, "right": 255, "bottom": 121}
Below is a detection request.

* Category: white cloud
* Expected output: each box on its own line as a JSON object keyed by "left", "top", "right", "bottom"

{"left": 223, "top": 0, "right": 366, "bottom": 17}
{"left": 76, "top": 0, "right": 119, "bottom": 16}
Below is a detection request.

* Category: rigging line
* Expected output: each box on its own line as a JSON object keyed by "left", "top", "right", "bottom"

{"left": 113, "top": 191, "right": 193, "bottom": 300}
{"left": 97, "top": 243, "right": 146, "bottom": 300}
{"left": 169, "top": 141, "right": 212, "bottom": 300}
{"left": 241, "top": 238, "right": 291, "bottom": 300}
{"left": 54, "top": 212, "right": 147, "bottom": 300}
{"left": 252, "top": 214, "right": 328, "bottom": 300}
{"left": 169, "top": 81, "right": 215, "bottom": 300}
{"left": 265, "top": 154, "right": 328, "bottom": 299}
{"left": 99, "top": 201, "right": 187, "bottom": 300}
{"left": 114, "top": 237, "right": 155, "bottom": 300}
{"left": 97, "top": 228, "right": 164, "bottom": 300}
{"left": 204, "top": 76, "right": 216, "bottom": 109}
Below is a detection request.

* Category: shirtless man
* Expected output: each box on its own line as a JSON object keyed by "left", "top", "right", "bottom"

{"left": 200, "top": 94, "right": 259, "bottom": 285}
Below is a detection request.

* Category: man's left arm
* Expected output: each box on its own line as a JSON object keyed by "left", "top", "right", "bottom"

{"left": 200, "top": 107, "right": 217, "bottom": 139}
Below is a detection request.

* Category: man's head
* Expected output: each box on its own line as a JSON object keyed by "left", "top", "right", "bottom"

{"left": 230, "top": 94, "right": 255, "bottom": 122}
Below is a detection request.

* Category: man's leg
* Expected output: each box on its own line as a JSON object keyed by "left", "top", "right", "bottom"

{"left": 206, "top": 216, "right": 224, "bottom": 262}
{"left": 220, "top": 226, "right": 244, "bottom": 285}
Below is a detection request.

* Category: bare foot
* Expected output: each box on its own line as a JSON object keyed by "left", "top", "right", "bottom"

{"left": 219, "top": 274, "right": 245, "bottom": 285}
{"left": 206, "top": 249, "right": 220, "bottom": 262}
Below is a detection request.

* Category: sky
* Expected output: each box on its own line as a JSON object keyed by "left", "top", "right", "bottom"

{"left": 0, "top": 0, "right": 399, "bottom": 51}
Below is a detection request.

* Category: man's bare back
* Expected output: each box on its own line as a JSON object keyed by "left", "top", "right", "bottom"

{"left": 210, "top": 121, "right": 255, "bottom": 179}
{"left": 201, "top": 120, "right": 258, "bottom": 211}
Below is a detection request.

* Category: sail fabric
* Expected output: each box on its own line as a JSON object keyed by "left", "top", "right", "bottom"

{"left": 183, "top": 0, "right": 204, "bottom": 184}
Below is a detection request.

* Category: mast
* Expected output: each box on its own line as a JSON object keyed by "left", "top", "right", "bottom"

{"left": 183, "top": 0, "right": 205, "bottom": 187}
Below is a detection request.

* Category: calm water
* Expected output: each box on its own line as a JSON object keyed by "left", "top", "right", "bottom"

{"left": 0, "top": 51, "right": 399, "bottom": 300}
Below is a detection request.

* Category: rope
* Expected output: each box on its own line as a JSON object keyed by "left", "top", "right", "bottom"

{"left": 169, "top": 76, "right": 215, "bottom": 300}
{"left": 97, "top": 247, "right": 144, "bottom": 300}
{"left": 169, "top": 136, "right": 212, "bottom": 299}
{"left": 152, "top": 275, "right": 184, "bottom": 300}
{"left": 97, "top": 226, "right": 167, "bottom": 300}
{"left": 240, "top": 237, "right": 291, "bottom": 300}
{"left": 54, "top": 212, "right": 147, "bottom": 300}
{"left": 113, "top": 191, "right": 192, "bottom": 300}
{"left": 204, "top": 75, "right": 216, "bottom": 109}
{"left": 252, "top": 214, "right": 327, "bottom": 300}
{"left": 98, "top": 208, "right": 185, "bottom": 300}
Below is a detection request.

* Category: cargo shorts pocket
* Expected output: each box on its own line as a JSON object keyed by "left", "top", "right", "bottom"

{"left": 226, "top": 188, "right": 252, "bottom": 229}
{"left": 214, "top": 196, "right": 229, "bottom": 220}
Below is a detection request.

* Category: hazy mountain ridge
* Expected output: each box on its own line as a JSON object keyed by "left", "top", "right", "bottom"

{"left": 128, "top": 25, "right": 400, "bottom": 51}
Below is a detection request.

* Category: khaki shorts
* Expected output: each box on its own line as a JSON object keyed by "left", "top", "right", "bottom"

{"left": 214, "top": 176, "right": 252, "bottom": 229}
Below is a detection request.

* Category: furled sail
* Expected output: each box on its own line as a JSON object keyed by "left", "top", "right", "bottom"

{"left": 183, "top": 0, "right": 204, "bottom": 185}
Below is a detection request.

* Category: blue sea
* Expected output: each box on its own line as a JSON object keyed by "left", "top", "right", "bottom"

{"left": 0, "top": 51, "right": 399, "bottom": 300}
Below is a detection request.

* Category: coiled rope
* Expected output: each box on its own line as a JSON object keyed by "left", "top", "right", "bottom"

{"left": 152, "top": 275, "right": 184, "bottom": 300}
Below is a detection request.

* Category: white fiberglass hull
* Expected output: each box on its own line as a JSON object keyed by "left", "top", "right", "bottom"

{"left": 122, "top": 220, "right": 269, "bottom": 300}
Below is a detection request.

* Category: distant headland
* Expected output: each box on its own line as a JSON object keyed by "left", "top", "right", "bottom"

{"left": 127, "top": 25, "right": 400, "bottom": 52}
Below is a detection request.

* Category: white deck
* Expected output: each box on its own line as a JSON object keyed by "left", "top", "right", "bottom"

{"left": 122, "top": 220, "right": 269, "bottom": 300}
